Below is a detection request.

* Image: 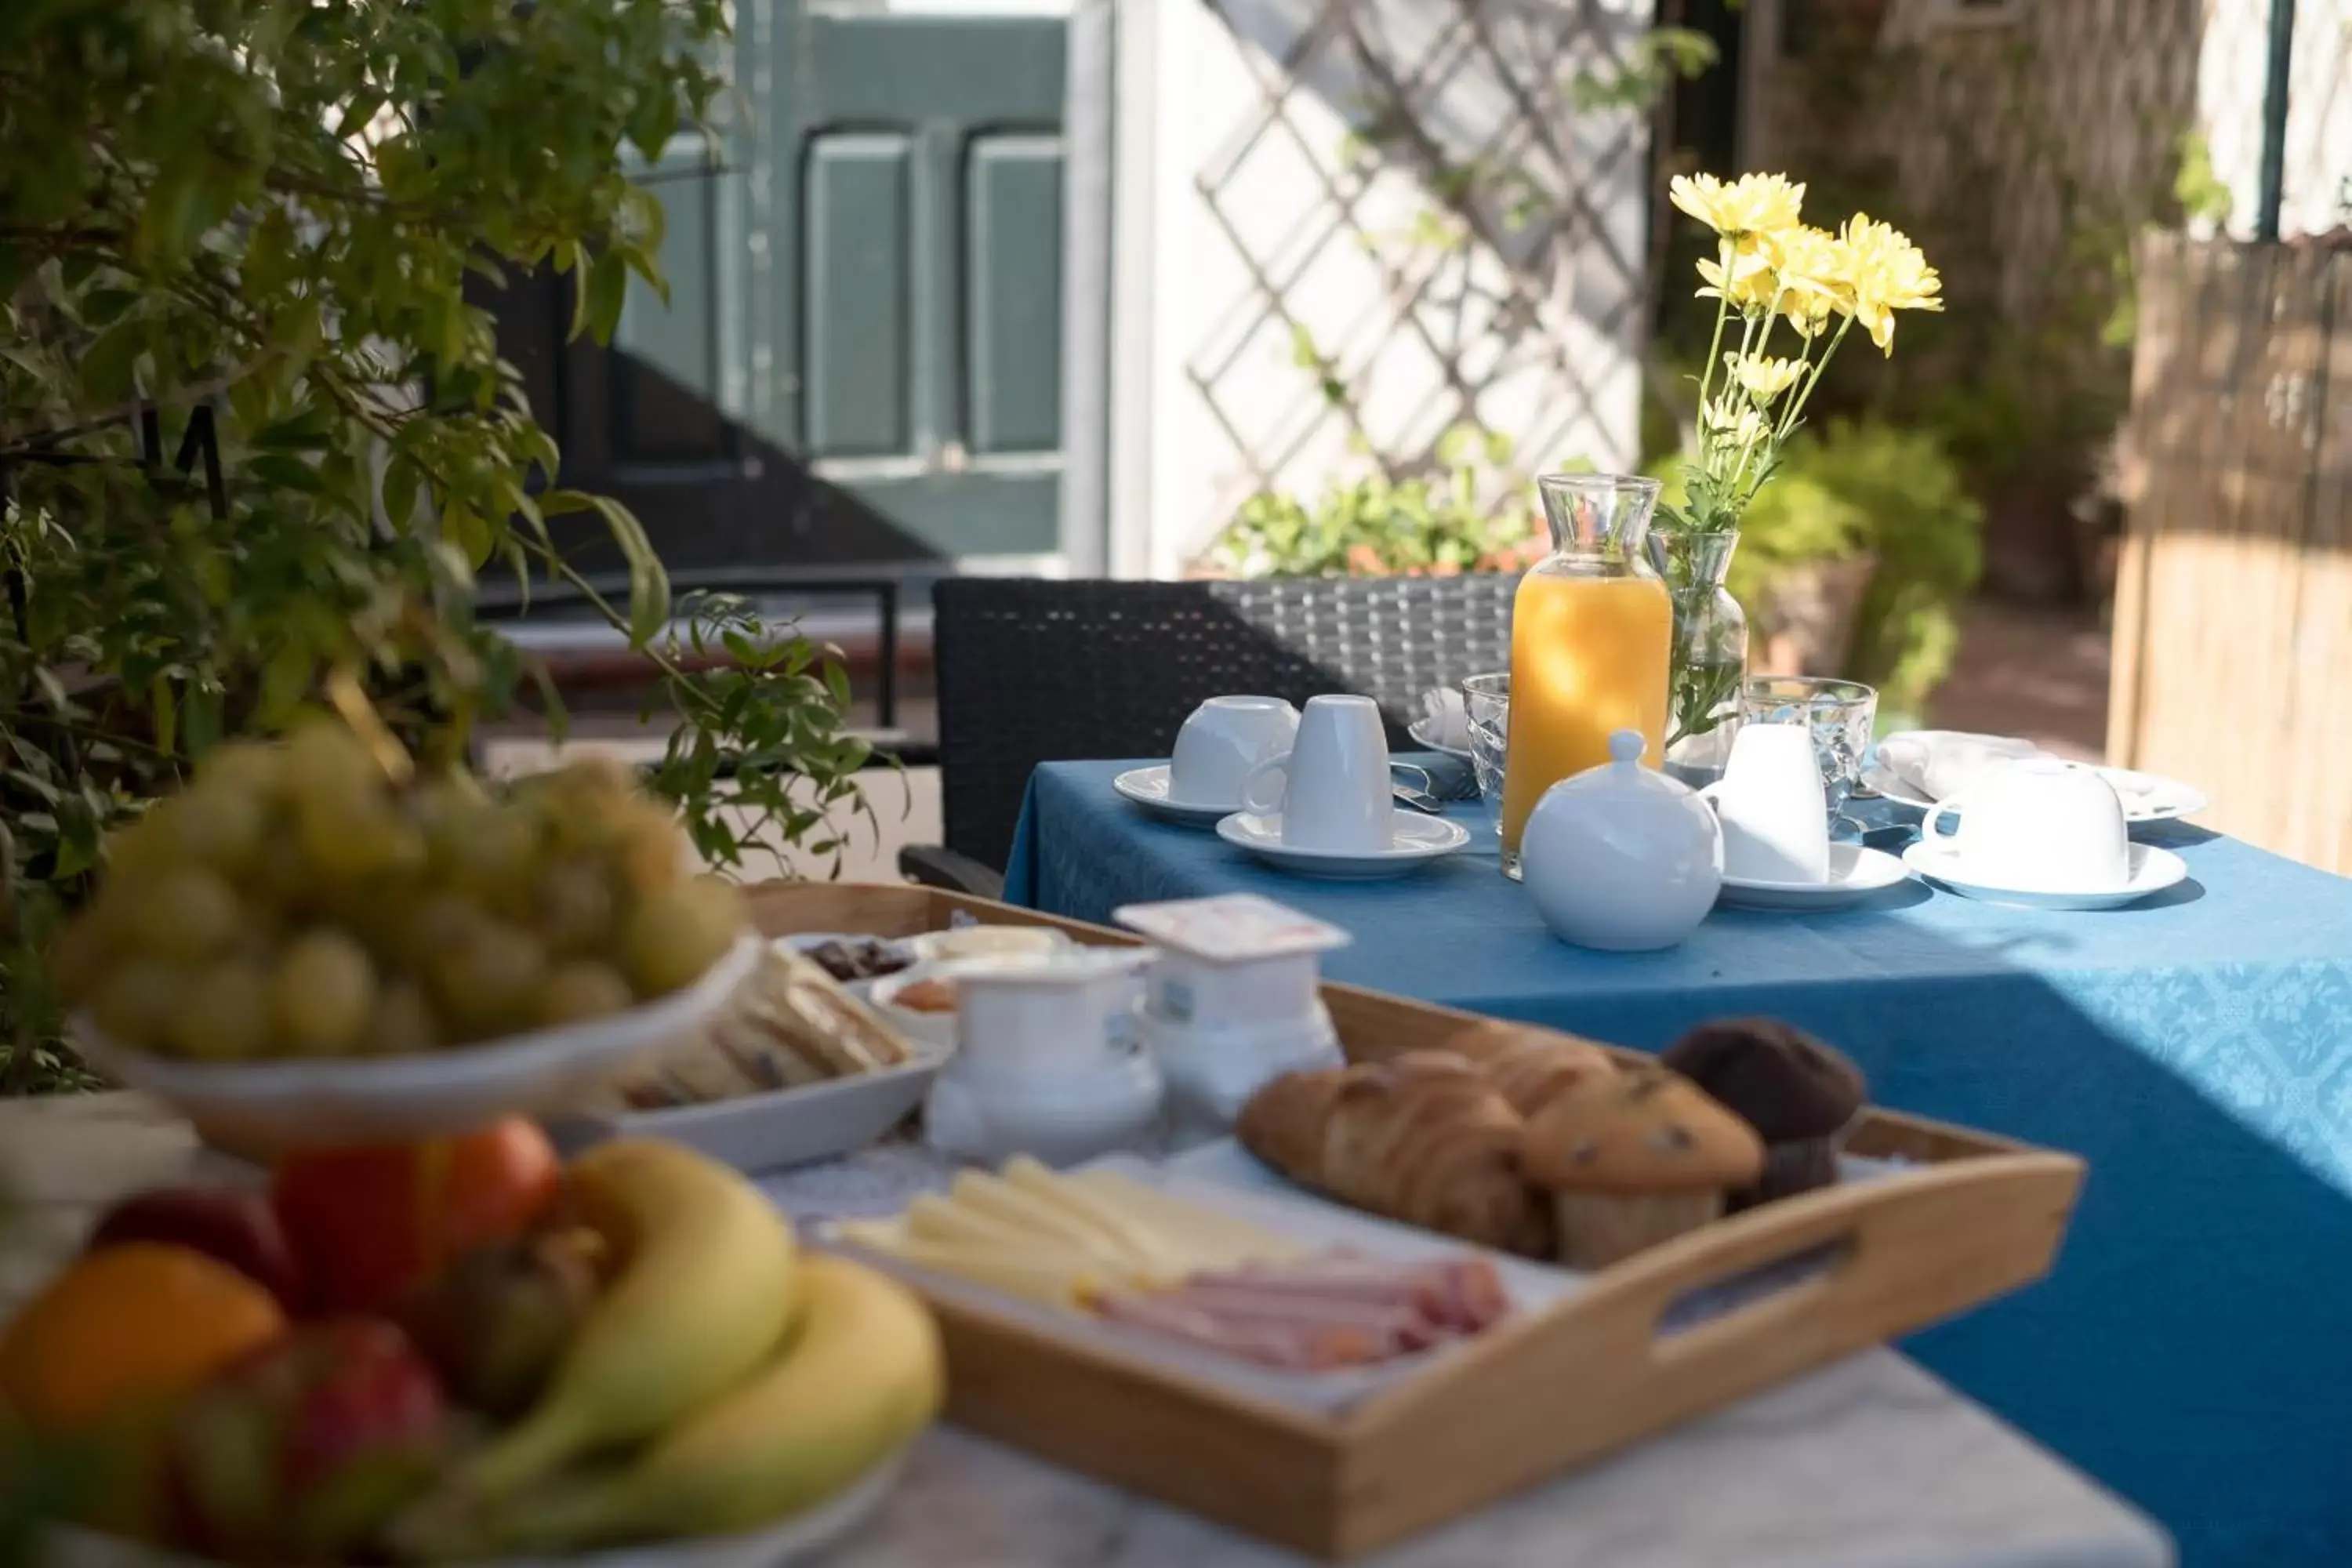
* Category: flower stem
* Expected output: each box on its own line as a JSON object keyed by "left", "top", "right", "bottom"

{"left": 1693, "top": 242, "right": 1733, "bottom": 418}
{"left": 1777, "top": 313, "right": 1856, "bottom": 444}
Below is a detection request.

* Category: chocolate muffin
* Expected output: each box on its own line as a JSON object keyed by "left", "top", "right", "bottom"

{"left": 1661, "top": 1018, "right": 1865, "bottom": 1207}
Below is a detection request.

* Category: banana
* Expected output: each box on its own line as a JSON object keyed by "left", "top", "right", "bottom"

{"left": 453, "top": 1255, "right": 942, "bottom": 1555}
{"left": 456, "top": 1140, "right": 798, "bottom": 1501}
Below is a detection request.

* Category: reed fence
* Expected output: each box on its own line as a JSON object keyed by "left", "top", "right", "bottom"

{"left": 2111, "top": 231, "right": 2352, "bottom": 870}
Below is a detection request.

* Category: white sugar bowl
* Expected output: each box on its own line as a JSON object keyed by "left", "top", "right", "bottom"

{"left": 1520, "top": 728, "right": 1724, "bottom": 952}
{"left": 923, "top": 948, "right": 1164, "bottom": 1168}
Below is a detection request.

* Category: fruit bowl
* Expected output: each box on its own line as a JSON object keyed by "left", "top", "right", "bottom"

{"left": 74, "top": 934, "right": 763, "bottom": 1148}
{"left": 45, "top": 1451, "right": 906, "bottom": 1568}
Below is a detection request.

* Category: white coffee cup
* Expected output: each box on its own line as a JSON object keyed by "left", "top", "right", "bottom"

{"left": 1240, "top": 694, "right": 1395, "bottom": 854}
{"left": 1700, "top": 723, "right": 1831, "bottom": 884}
{"left": 1921, "top": 757, "right": 2129, "bottom": 892}
{"left": 1169, "top": 695, "right": 1298, "bottom": 804}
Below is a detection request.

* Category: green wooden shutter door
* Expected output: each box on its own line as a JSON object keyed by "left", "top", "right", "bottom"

{"left": 589, "top": 0, "right": 1069, "bottom": 568}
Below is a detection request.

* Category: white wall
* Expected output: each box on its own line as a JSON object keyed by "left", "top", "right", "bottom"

{"left": 2198, "top": 0, "right": 2352, "bottom": 239}
{"left": 1114, "top": 0, "right": 1653, "bottom": 579}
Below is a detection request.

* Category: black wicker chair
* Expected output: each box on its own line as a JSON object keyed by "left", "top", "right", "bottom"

{"left": 899, "top": 575, "right": 1517, "bottom": 895}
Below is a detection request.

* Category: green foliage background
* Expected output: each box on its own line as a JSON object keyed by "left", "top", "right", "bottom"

{"left": 0, "top": 0, "right": 870, "bottom": 1090}
{"left": 1650, "top": 420, "right": 1983, "bottom": 715}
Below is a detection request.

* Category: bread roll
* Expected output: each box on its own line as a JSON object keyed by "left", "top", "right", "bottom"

{"left": 1237, "top": 1051, "right": 1551, "bottom": 1257}
{"left": 1438, "top": 1018, "right": 1619, "bottom": 1117}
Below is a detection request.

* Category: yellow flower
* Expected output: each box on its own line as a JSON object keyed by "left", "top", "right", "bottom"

{"left": 1671, "top": 172, "right": 1806, "bottom": 239}
{"left": 1701, "top": 395, "right": 1770, "bottom": 453}
{"left": 1832, "top": 216, "right": 1943, "bottom": 354}
{"left": 1696, "top": 238, "right": 1777, "bottom": 311}
{"left": 1766, "top": 225, "right": 1845, "bottom": 336}
{"left": 1725, "top": 353, "right": 1805, "bottom": 402}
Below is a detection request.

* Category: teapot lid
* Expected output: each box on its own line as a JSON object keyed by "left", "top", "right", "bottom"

{"left": 1549, "top": 728, "right": 1697, "bottom": 801}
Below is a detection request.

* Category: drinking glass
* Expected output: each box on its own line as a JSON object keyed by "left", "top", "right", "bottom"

{"left": 1461, "top": 673, "right": 1510, "bottom": 855}
{"left": 1739, "top": 676, "right": 1878, "bottom": 826}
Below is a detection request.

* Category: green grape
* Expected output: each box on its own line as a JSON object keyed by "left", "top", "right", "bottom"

{"left": 609, "top": 801, "right": 690, "bottom": 895}
{"left": 533, "top": 859, "right": 617, "bottom": 957}
{"left": 194, "top": 740, "right": 289, "bottom": 803}
{"left": 430, "top": 803, "right": 541, "bottom": 914}
{"left": 91, "top": 960, "right": 187, "bottom": 1052}
{"left": 363, "top": 979, "right": 443, "bottom": 1056}
{"left": 270, "top": 929, "right": 379, "bottom": 1056}
{"left": 154, "top": 783, "right": 270, "bottom": 880}
{"left": 280, "top": 722, "right": 381, "bottom": 801}
{"left": 533, "top": 961, "right": 634, "bottom": 1029}
{"left": 426, "top": 920, "right": 549, "bottom": 1042}
{"left": 125, "top": 868, "right": 244, "bottom": 964}
{"left": 619, "top": 877, "right": 744, "bottom": 998}
{"left": 172, "top": 961, "right": 276, "bottom": 1062}
{"left": 245, "top": 830, "right": 321, "bottom": 920}
{"left": 296, "top": 786, "right": 424, "bottom": 887}
{"left": 102, "top": 811, "right": 181, "bottom": 885}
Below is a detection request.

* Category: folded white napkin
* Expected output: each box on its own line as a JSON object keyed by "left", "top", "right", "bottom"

{"left": 1420, "top": 688, "right": 1471, "bottom": 750}
{"left": 1875, "top": 731, "right": 2048, "bottom": 801}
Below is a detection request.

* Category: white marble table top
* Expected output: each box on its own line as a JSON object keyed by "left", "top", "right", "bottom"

{"left": 0, "top": 1094, "right": 2172, "bottom": 1568}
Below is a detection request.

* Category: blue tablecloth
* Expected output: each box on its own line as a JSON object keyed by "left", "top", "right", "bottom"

{"left": 1006, "top": 759, "right": 2352, "bottom": 1566}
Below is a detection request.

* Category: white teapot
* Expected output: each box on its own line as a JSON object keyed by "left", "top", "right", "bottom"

{"left": 1520, "top": 728, "right": 1724, "bottom": 952}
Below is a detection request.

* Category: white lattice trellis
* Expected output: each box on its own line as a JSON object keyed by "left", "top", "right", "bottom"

{"left": 1146, "top": 0, "right": 1653, "bottom": 568}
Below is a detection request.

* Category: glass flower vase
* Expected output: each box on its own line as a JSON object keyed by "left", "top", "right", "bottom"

{"left": 1647, "top": 525, "right": 1749, "bottom": 786}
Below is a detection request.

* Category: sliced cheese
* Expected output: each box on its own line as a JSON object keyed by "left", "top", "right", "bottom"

{"left": 906, "top": 1192, "right": 1060, "bottom": 1253}
{"left": 848, "top": 1230, "right": 1107, "bottom": 1309}
{"left": 1066, "top": 1169, "right": 1308, "bottom": 1272}
{"left": 1003, "top": 1156, "right": 1201, "bottom": 1283}
{"left": 948, "top": 1171, "right": 1155, "bottom": 1271}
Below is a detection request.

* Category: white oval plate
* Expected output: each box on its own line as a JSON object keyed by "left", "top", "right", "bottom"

{"left": 1900, "top": 840, "right": 2189, "bottom": 910}
{"left": 1861, "top": 760, "right": 2207, "bottom": 824}
{"left": 1717, "top": 844, "right": 1913, "bottom": 912}
{"left": 1214, "top": 810, "right": 1469, "bottom": 880}
{"left": 1112, "top": 764, "right": 1240, "bottom": 827}
{"left": 75, "top": 934, "right": 764, "bottom": 1147}
{"left": 1405, "top": 718, "right": 1473, "bottom": 761}
{"left": 48, "top": 1451, "right": 906, "bottom": 1568}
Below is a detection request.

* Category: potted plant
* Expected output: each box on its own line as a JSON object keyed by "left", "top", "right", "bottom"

{"left": 0, "top": 0, "right": 871, "bottom": 1091}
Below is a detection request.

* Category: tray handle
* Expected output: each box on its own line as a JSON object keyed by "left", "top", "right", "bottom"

{"left": 1336, "top": 1153, "right": 2082, "bottom": 1550}
{"left": 1589, "top": 1151, "right": 2079, "bottom": 1374}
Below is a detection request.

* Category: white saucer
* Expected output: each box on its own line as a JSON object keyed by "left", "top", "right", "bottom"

{"left": 1718, "top": 844, "right": 1913, "bottom": 912}
{"left": 1900, "top": 840, "right": 2189, "bottom": 910}
{"left": 1406, "top": 718, "right": 1473, "bottom": 760}
{"left": 1214, "top": 810, "right": 1470, "bottom": 880}
{"left": 1860, "top": 761, "right": 2207, "bottom": 825}
{"left": 1112, "top": 764, "right": 1240, "bottom": 826}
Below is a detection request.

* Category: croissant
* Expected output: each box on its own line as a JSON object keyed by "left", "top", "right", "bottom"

{"left": 1236, "top": 1051, "right": 1552, "bottom": 1257}
{"left": 1437, "top": 1019, "right": 1620, "bottom": 1118}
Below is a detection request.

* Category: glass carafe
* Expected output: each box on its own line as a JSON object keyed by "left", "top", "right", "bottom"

{"left": 1498, "top": 474, "right": 1672, "bottom": 878}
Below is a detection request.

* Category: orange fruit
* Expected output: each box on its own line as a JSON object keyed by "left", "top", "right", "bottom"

{"left": 0, "top": 1243, "right": 288, "bottom": 1433}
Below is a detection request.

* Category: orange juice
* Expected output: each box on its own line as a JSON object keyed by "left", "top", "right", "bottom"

{"left": 1500, "top": 571, "right": 1672, "bottom": 854}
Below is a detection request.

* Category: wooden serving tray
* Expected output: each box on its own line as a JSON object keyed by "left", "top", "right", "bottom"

{"left": 746, "top": 881, "right": 2085, "bottom": 1561}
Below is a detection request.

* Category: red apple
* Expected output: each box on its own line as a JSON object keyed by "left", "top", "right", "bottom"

{"left": 270, "top": 1120, "right": 561, "bottom": 1314}
{"left": 169, "top": 1319, "right": 450, "bottom": 1564}
{"left": 87, "top": 1188, "right": 307, "bottom": 1313}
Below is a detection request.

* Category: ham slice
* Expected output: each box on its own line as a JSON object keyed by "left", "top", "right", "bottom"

{"left": 1094, "top": 1289, "right": 1385, "bottom": 1369}
{"left": 1190, "top": 1255, "right": 1510, "bottom": 1334}
{"left": 1089, "top": 1250, "right": 1512, "bottom": 1371}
